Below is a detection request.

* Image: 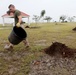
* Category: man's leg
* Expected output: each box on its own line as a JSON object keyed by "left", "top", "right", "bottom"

{"left": 23, "top": 38, "right": 29, "bottom": 48}
{"left": 21, "top": 24, "right": 29, "bottom": 47}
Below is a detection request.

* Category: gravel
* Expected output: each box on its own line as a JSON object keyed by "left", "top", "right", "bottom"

{"left": 29, "top": 54, "right": 76, "bottom": 75}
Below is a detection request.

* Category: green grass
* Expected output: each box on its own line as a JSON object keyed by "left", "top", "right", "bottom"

{"left": 0, "top": 22, "right": 76, "bottom": 74}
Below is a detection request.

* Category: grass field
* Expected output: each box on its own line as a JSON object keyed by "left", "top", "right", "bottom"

{"left": 0, "top": 22, "right": 76, "bottom": 75}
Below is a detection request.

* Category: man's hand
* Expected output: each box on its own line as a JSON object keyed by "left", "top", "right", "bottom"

{"left": 16, "top": 23, "right": 20, "bottom": 27}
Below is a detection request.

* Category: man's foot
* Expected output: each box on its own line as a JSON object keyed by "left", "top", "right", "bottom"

{"left": 23, "top": 39, "right": 30, "bottom": 48}
{"left": 4, "top": 44, "right": 13, "bottom": 51}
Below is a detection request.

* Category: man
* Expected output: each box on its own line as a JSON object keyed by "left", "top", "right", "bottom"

{"left": 5, "top": 4, "right": 29, "bottom": 50}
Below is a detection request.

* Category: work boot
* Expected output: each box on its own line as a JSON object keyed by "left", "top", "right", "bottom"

{"left": 4, "top": 44, "right": 13, "bottom": 51}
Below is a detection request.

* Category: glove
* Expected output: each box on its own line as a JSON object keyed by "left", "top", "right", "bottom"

{"left": 16, "top": 23, "right": 20, "bottom": 27}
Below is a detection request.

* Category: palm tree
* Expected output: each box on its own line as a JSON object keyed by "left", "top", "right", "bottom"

{"left": 32, "top": 10, "right": 46, "bottom": 23}
{"left": 44, "top": 16, "right": 52, "bottom": 22}
{"left": 39, "top": 10, "right": 46, "bottom": 21}
{"left": 32, "top": 15, "right": 39, "bottom": 24}
{"left": 59, "top": 15, "right": 67, "bottom": 23}
{"left": 68, "top": 17, "right": 74, "bottom": 22}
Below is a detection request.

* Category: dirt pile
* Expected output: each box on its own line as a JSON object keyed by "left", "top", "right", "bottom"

{"left": 44, "top": 42, "right": 76, "bottom": 58}
{"left": 73, "top": 27, "right": 76, "bottom": 31}
{"left": 29, "top": 42, "right": 76, "bottom": 75}
{"left": 25, "top": 26, "right": 30, "bottom": 28}
{"left": 30, "top": 27, "right": 41, "bottom": 29}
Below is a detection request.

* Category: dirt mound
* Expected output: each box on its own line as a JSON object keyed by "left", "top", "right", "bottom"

{"left": 30, "top": 27, "right": 41, "bottom": 29}
{"left": 44, "top": 42, "right": 76, "bottom": 58}
{"left": 73, "top": 27, "right": 76, "bottom": 31}
{"left": 25, "top": 26, "right": 30, "bottom": 28}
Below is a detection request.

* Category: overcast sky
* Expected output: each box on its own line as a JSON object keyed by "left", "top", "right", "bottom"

{"left": 0, "top": 0, "right": 76, "bottom": 23}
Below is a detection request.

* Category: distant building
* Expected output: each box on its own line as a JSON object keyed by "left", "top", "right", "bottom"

{"left": 2, "top": 11, "right": 30, "bottom": 26}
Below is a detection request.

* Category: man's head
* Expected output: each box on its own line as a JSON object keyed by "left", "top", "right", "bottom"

{"left": 8, "top": 4, "right": 15, "bottom": 12}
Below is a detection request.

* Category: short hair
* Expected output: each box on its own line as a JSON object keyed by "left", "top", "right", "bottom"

{"left": 8, "top": 4, "right": 15, "bottom": 8}
{"left": 7, "top": 11, "right": 10, "bottom": 15}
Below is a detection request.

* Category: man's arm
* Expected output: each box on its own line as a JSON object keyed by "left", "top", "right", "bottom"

{"left": 16, "top": 15, "right": 22, "bottom": 27}
{"left": 18, "top": 15, "right": 22, "bottom": 24}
